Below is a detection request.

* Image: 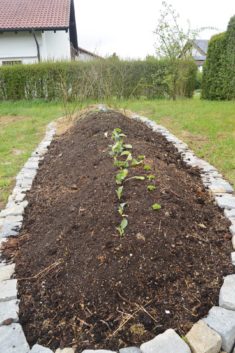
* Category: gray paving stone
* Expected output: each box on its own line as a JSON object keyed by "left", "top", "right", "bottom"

{"left": 30, "top": 344, "right": 53, "bottom": 353}
{"left": 119, "top": 347, "right": 141, "bottom": 353}
{"left": 203, "top": 306, "right": 235, "bottom": 353}
{"left": 208, "top": 180, "right": 234, "bottom": 194}
{"left": 23, "top": 161, "right": 39, "bottom": 170}
{"left": 0, "top": 201, "right": 28, "bottom": 218}
{"left": 0, "top": 323, "right": 30, "bottom": 353}
{"left": 224, "top": 209, "right": 235, "bottom": 219}
{"left": 232, "top": 236, "right": 235, "bottom": 250}
{"left": 140, "top": 328, "right": 190, "bottom": 353}
{"left": 219, "top": 275, "right": 235, "bottom": 311}
{"left": 0, "top": 299, "right": 19, "bottom": 324}
{"left": 82, "top": 351, "right": 116, "bottom": 353}
{"left": 0, "top": 221, "right": 21, "bottom": 237}
{"left": 12, "top": 193, "right": 26, "bottom": 203}
{"left": 186, "top": 320, "right": 222, "bottom": 353}
{"left": 231, "top": 252, "right": 235, "bottom": 266}
{"left": 0, "top": 264, "right": 15, "bottom": 281}
{"left": 215, "top": 195, "right": 235, "bottom": 210}
{"left": 230, "top": 225, "right": 235, "bottom": 236}
{"left": 0, "top": 279, "right": 17, "bottom": 302}
{"left": 17, "top": 169, "right": 37, "bottom": 180}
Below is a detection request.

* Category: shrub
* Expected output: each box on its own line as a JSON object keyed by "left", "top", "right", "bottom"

{"left": 0, "top": 58, "right": 197, "bottom": 101}
{"left": 202, "top": 15, "right": 235, "bottom": 100}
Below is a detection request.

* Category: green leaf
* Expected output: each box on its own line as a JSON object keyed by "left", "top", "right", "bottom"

{"left": 132, "top": 176, "right": 145, "bottom": 181}
{"left": 124, "top": 144, "right": 133, "bottom": 149}
{"left": 114, "top": 159, "right": 129, "bottom": 168}
{"left": 126, "top": 176, "right": 145, "bottom": 182}
{"left": 111, "top": 140, "right": 124, "bottom": 156}
{"left": 116, "top": 186, "right": 123, "bottom": 200}
{"left": 116, "top": 218, "right": 128, "bottom": 236}
{"left": 121, "top": 151, "right": 131, "bottom": 156}
{"left": 116, "top": 169, "right": 128, "bottom": 184}
{"left": 137, "top": 155, "right": 145, "bottom": 160}
{"left": 147, "top": 185, "right": 156, "bottom": 191}
{"left": 144, "top": 164, "right": 151, "bottom": 171}
{"left": 152, "top": 203, "right": 161, "bottom": 211}
{"left": 147, "top": 174, "right": 155, "bottom": 180}
{"left": 118, "top": 202, "right": 127, "bottom": 216}
{"left": 131, "top": 158, "right": 143, "bottom": 167}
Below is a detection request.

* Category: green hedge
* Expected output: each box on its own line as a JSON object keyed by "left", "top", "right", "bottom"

{"left": 202, "top": 15, "right": 235, "bottom": 100}
{"left": 0, "top": 58, "right": 197, "bottom": 101}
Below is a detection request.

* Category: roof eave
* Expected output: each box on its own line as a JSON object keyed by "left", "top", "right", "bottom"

{"left": 0, "top": 26, "right": 69, "bottom": 33}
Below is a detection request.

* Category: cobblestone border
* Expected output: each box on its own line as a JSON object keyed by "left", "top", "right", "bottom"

{"left": 0, "top": 109, "right": 235, "bottom": 353}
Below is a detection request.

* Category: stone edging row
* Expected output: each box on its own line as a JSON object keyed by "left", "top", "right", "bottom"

{"left": 0, "top": 108, "right": 234, "bottom": 353}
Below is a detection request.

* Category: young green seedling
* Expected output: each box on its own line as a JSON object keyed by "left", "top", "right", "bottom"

{"left": 118, "top": 203, "right": 127, "bottom": 216}
{"left": 125, "top": 176, "right": 145, "bottom": 183}
{"left": 112, "top": 128, "right": 126, "bottom": 141}
{"left": 147, "top": 174, "right": 155, "bottom": 181}
{"left": 116, "top": 169, "right": 128, "bottom": 185}
{"left": 152, "top": 203, "right": 161, "bottom": 211}
{"left": 124, "top": 144, "right": 132, "bottom": 150}
{"left": 114, "top": 159, "right": 129, "bottom": 169}
{"left": 131, "top": 158, "right": 143, "bottom": 167}
{"left": 116, "top": 218, "right": 128, "bottom": 237}
{"left": 147, "top": 185, "right": 156, "bottom": 191}
{"left": 137, "top": 155, "right": 145, "bottom": 160}
{"left": 116, "top": 186, "right": 123, "bottom": 200}
{"left": 144, "top": 164, "right": 151, "bottom": 171}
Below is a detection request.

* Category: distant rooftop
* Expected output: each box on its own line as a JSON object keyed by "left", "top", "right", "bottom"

{"left": 194, "top": 39, "right": 209, "bottom": 55}
{"left": 0, "top": 0, "right": 71, "bottom": 31}
{"left": 192, "top": 39, "right": 209, "bottom": 62}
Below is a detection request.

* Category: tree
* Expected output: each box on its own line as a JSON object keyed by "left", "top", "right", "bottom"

{"left": 153, "top": 1, "right": 205, "bottom": 99}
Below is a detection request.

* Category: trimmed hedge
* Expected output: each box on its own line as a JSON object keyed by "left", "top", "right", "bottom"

{"left": 0, "top": 58, "right": 197, "bottom": 101}
{"left": 202, "top": 15, "right": 235, "bottom": 100}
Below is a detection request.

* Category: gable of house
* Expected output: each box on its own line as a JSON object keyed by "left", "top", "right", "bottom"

{"left": 0, "top": 0, "right": 78, "bottom": 64}
{"left": 192, "top": 39, "right": 208, "bottom": 62}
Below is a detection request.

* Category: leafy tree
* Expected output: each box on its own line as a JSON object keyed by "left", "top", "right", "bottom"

{"left": 154, "top": 1, "right": 204, "bottom": 99}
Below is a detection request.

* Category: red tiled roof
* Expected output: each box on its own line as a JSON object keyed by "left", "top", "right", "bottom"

{"left": 0, "top": 0, "right": 71, "bottom": 30}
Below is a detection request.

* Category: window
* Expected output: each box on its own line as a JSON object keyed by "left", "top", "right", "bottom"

{"left": 2, "top": 60, "right": 22, "bottom": 66}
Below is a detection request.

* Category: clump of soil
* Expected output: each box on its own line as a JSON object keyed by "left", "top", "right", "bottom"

{"left": 11, "top": 111, "right": 233, "bottom": 351}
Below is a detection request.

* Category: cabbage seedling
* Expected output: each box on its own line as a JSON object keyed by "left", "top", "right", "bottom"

{"left": 152, "top": 203, "right": 161, "bottom": 210}
{"left": 116, "top": 169, "right": 128, "bottom": 185}
{"left": 144, "top": 164, "right": 151, "bottom": 171}
{"left": 137, "top": 155, "right": 145, "bottom": 160}
{"left": 131, "top": 158, "right": 143, "bottom": 167}
{"left": 118, "top": 203, "right": 127, "bottom": 216}
{"left": 125, "top": 176, "right": 145, "bottom": 182}
{"left": 116, "top": 218, "right": 128, "bottom": 237}
{"left": 116, "top": 186, "right": 123, "bottom": 200}
{"left": 147, "top": 175, "right": 155, "bottom": 180}
{"left": 147, "top": 185, "right": 156, "bottom": 191}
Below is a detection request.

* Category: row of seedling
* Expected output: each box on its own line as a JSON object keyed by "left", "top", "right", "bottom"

{"left": 109, "top": 128, "right": 161, "bottom": 237}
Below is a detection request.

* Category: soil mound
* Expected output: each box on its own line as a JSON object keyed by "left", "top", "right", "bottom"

{"left": 14, "top": 111, "right": 233, "bottom": 351}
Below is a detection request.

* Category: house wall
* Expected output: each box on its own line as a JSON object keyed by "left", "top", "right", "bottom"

{"left": 0, "top": 32, "right": 39, "bottom": 64}
{"left": 0, "top": 30, "right": 71, "bottom": 65}
{"left": 41, "top": 31, "right": 71, "bottom": 61}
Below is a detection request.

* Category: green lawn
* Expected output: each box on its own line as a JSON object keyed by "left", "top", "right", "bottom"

{"left": 118, "top": 97, "right": 235, "bottom": 187}
{"left": 0, "top": 100, "right": 65, "bottom": 207}
{"left": 0, "top": 97, "right": 234, "bottom": 209}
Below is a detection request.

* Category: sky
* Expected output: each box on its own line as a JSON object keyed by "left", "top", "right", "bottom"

{"left": 74, "top": 0, "right": 235, "bottom": 59}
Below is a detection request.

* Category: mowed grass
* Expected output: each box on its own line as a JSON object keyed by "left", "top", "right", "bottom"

{"left": 0, "top": 100, "right": 65, "bottom": 208}
{"left": 117, "top": 97, "right": 235, "bottom": 186}
{"left": 0, "top": 97, "right": 234, "bottom": 209}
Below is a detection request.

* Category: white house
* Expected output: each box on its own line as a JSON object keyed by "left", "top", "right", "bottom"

{"left": 0, "top": 0, "right": 99, "bottom": 65}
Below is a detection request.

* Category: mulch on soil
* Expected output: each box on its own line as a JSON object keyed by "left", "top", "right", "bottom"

{"left": 8, "top": 111, "right": 233, "bottom": 351}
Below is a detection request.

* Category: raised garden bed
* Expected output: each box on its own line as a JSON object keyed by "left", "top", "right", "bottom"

{"left": 1, "top": 110, "right": 234, "bottom": 352}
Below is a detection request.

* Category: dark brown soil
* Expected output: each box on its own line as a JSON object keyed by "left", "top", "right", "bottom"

{"left": 11, "top": 111, "right": 233, "bottom": 351}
